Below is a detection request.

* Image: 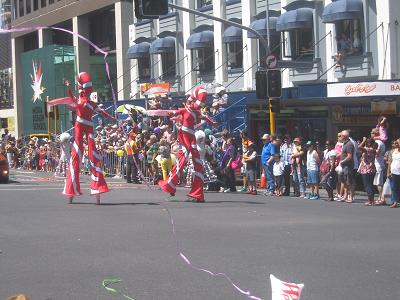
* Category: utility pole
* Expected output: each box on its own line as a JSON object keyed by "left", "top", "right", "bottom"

{"left": 265, "top": 0, "right": 276, "bottom": 134}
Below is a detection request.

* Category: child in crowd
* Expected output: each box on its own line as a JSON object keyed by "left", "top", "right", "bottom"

{"left": 375, "top": 116, "right": 388, "bottom": 143}
{"left": 273, "top": 154, "right": 285, "bottom": 196}
{"left": 243, "top": 143, "right": 257, "bottom": 195}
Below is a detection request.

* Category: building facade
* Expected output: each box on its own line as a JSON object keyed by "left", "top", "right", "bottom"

{"left": 127, "top": 0, "right": 400, "bottom": 142}
{"left": 0, "top": 0, "right": 13, "bottom": 132}
{"left": 9, "top": 0, "right": 133, "bottom": 137}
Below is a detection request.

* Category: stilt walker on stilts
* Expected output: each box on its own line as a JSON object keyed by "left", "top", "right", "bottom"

{"left": 159, "top": 86, "right": 217, "bottom": 202}
{"left": 49, "top": 72, "right": 116, "bottom": 204}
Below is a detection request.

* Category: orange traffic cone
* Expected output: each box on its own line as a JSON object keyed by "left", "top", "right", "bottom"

{"left": 259, "top": 168, "right": 266, "bottom": 188}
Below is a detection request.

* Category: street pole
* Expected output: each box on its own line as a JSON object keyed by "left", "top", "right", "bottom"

{"left": 265, "top": 0, "right": 276, "bottom": 135}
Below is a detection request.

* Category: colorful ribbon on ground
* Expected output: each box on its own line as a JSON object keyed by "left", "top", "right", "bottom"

{"left": 102, "top": 279, "right": 136, "bottom": 300}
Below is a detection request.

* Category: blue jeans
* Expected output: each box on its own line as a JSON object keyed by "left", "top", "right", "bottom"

{"left": 292, "top": 165, "right": 306, "bottom": 195}
{"left": 390, "top": 174, "right": 400, "bottom": 204}
{"left": 361, "top": 173, "right": 375, "bottom": 199}
{"left": 263, "top": 163, "right": 275, "bottom": 193}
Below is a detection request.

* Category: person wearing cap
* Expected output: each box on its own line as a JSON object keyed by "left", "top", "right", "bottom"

{"left": 125, "top": 132, "right": 140, "bottom": 184}
{"left": 261, "top": 134, "right": 276, "bottom": 195}
{"left": 306, "top": 141, "right": 321, "bottom": 200}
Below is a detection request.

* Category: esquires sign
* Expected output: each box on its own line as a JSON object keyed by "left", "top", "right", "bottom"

{"left": 32, "top": 106, "right": 46, "bottom": 131}
{"left": 332, "top": 105, "right": 377, "bottom": 125}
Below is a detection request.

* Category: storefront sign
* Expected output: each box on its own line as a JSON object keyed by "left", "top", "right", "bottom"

{"left": 327, "top": 81, "right": 400, "bottom": 98}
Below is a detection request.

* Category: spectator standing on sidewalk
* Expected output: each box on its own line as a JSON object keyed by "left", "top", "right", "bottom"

{"left": 261, "top": 134, "right": 276, "bottom": 196}
{"left": 388, "top": 139, "right": 400, "bottom": 208}
{"left": 125, "top": 132, "right": 140, "bottom": 183}
{"left": 239, "top": 129, "right": 253, "bottom": 192}
{"left": 273, "top": 154, "right": 285, "bottom": 196}
{"left": 358, "top": 137, "right": 376, "bottom": 206}
{"left": 291, "top": 137, "right": 306, "bottom": 197}
{"left": 280, "top": 134, "right": 292, "bottom": 196}
{"left": 321, "top": 140, "right": 336, "bottom": 201}
{"left": 371, "top": 128, "right": 386, "bottom": 205}
{"left": 306, "top": 141, "right": 321, "bottom": 199}
{"left": 243, "top": 143, "right": 257, "bottom": 195}
{"left": 339, "top": 131, "right": 355, "bottom": 203}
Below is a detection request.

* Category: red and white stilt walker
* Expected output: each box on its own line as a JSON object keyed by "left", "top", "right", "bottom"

{"left": 53, "top": 72, "right": 116, "bottom": 204}
{"left": 159, "top": 86, "right": 217, "bottom": 202}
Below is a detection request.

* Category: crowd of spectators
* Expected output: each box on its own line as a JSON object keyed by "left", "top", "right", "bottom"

{"left": 1, "top": 112, "right": 399, "bottom": 208}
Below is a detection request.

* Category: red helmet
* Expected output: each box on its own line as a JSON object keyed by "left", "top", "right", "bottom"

{"left": 191, "top": 86, "right": 208, "bottom": 109}
{"left": 77, "top": 72, "right": 93, "bottom": 94}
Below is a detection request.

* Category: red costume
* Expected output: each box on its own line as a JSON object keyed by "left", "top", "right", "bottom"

{"left": 61, "top": 72, "right": 115, "bottom": 203}
{"left": 159, "top": 86, "right": 215, "bottom": 202}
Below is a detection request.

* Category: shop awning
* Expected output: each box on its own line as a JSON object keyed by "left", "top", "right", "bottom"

{"left": 222, "top": 26, "right": 242, "bottom": 43}
{"left": 322, "top": 0, "right": 363, "bottom": 23}
{"left": 276, "top": 8, "right": 314, "bottom": 31}
{"left": 150, "top": 37, "right": 176, "bottom": 54}
{"left": 186, "top": 31, "right": 214, "bottom": 49}
{"left": 126, "top": 42, "right": 150, "bottom": 59}
{"left": 247, "top": 17, "right": 278, "bottom": 38}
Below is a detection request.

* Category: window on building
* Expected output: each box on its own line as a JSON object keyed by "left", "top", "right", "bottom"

{"left": 197, "top": 0, "right": 212, "bottom": 9}
{"left": 49, "top": 0, "right": 54, "bottom": 4}
{"left": 41, "top": 0, "right": 46, "bottom": 8}
{"left": 18, "top": 0, "right": 24, "bottom": 17}
{"left": 23, "top": 32, "right": 38, "bottom": 51}
{"left": 26, "top": 0, "right": 31, "bottom": 14}
{"left": 226, "top": 41, "right": 243, "bottom": 70}
{"left": 161, "top": 52, "right": 176, "bottom": 78}
{"left": 33, "top": 0, "right": 38, "bottom": 11}
{"left": 138, "top": 56, "right": 151, "bottom": 82}
{"left": 192, "top": 48, "right": 214, "bottom": 74}
{"left": 0, "top": 69, "right": 13, "bottom": 109}
{"left": 286, "top": 28, "right": 314, "bottom": 59}
{"left": 335, "top": 19, "right": 363, "bottom": 55}
{"left": 89, "top": 9, "right": 116, "bottom": 55}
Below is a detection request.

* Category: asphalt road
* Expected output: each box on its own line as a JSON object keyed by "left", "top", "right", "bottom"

{"left": 0, "top": 170, "right": 399, "bottom": 300}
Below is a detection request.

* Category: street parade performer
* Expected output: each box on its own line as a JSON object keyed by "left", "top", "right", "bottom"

{"left": 48, "top": 72, "right": 116, "bottom": 204}
{"left": 158, "top": 86, "right": 217, "bottom": 202}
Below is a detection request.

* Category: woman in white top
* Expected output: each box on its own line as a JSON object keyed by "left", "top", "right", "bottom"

{"left": 306, "top": 141, "right": 321, "bottom": 200}
{"left": 388, "top": 139, "right": 400, "bottom": 208}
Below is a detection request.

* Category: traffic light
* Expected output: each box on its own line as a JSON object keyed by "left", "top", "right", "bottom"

{"left": 267, "top": 69, "right": 282, "bottom": 98}
{"left": 134, "top": 0, "right": 169, "bottom": 19}
{"left": 44, "top": 102, "right": 59, "bottom": 119}
{"left": 255, "top": 70, "right": 267, "bottom": 99}
{"left": 269, "top": 98, "right": 280, "bottom": 114}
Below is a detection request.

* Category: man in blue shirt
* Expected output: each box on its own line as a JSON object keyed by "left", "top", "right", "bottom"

{"left": 261, "top": 134, "right": 276, "bottom": 195}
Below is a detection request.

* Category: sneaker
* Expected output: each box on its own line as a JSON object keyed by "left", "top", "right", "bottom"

{"left": 309, "top": 194, "right": 320, "bottom": 200}
{"left": 303, "top": 194, "right": 310, "bottom": 199}
{"left": 246, "top": 190, "right": 254, "bottom": 194}
{"left": 334, "top": 196, "right": 344, "bottom": 202}
{"left": 251, "top": 190, "right": 258, "bottom": 195}
{"left": 219, "top": 187, "right": 225, "bottom": 193}
{"left": 223, "top": 189, "right": 230, "bottom": 193}
{"left": 240, "top": 187, "right": 247, "bottom": 192}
